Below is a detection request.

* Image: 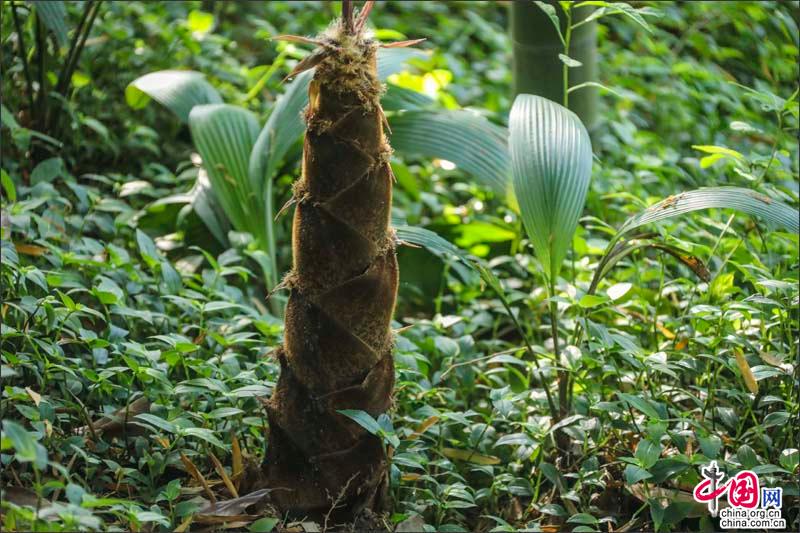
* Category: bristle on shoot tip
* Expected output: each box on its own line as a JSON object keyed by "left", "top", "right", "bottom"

{"left": 380, "top": 38, "right": 427, "bottom": 48}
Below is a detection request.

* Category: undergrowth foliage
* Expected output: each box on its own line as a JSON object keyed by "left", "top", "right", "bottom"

{"left": 1, "top": 1, "right": 799, "bottom": 532}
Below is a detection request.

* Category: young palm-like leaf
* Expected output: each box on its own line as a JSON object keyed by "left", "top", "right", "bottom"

{"left": 389, "top": 109, "right": 512, "bottom": 203}
{"left": 589, "top": 187, "right": 798, "bottom": 295}
{"left": 248, "top": 70, "right": 313, "bottom": 193}
{"left": 188, "top": 104, "right": 263, "bottom": 254}
{"left": 126, "top": 71, "right": 222, "bottom": 123}
{"left": 615, "top": 186, "right": 799, "bottom": 239}
{"left": 31, "top": 0, "right": 69, "bottom": 47}
{"left": 395, "top": 224, "right": 477, "bottom": 271}
{"left": 509, "top": 94, "right": 593, "bottom": 280}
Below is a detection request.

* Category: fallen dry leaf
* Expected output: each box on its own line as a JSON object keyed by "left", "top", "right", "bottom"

{"left": 441, "top": 447, "right": 500, "bottom": 465}
{"left": 181, "top": 452, "right": 216, "bottom": 505}
{"left": 231, "top": 432, "right": 243, "bottom": 491}
{"left": 197, "top": 488, "right": 274, "bottom": 518}
{"left": 734, "top": 348, "right": 759, "bottom": 394}
{"left": 82, "top": 396, "right": 151, "bottom": 440}
{"left": 408, "top": 416, "right": 439, "bottom": 440}
{"left": 209, "top": 451, "right": 238, "bottom": 498}
{"left": 25, "top": 387, "right": 42, "bottom": 406}
{"left": 14, "top": 243, "right": 48, "bottom": 256}
{"left": 174, "top": 515, "right": 193, "bottom": 533}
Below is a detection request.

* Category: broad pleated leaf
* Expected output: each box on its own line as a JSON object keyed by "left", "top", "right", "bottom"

{"left": 30, "top": 1, "right": 68, "bottom": 47}
{"left": 188, "top": 104, "right": 262, "bottom": 244}
{"left": 377, "top": 47, "right": 427, "bottom": 79}
{"left": 382, "top": 85, "right": 437, "bottom": 111}
{"left": 510, "top": 94, "right": 593, "bottom": 280}
{"left": 247, "top": 69, "right": 312, "bottom": 196}
{"left": 395, "top": 224, "right": 476, "bottom": 270}
{"left": 389, "top": 110, "right": 512, "bottom": 203}
{"left": 616, "top": 187, "right": 799, "bottom": 238}
{"left": 146, "top": 170, "right": 231, "bottom": 246}
{"left": 126, "top": 71, "right": 222, "bottom": 123}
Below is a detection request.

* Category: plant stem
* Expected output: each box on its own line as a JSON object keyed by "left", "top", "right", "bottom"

{"left": 549, "top": 276, "right": 567, "bottom": 418}
{"left": 56, "top": 0, "right": 95, "bottom": 95}
{"left": 263, "top": 175, "right": 282, "bottom": 317}
{"left": 49, "top": 0, "right": 101, "bottom": 134}
{"left": 753, "top": 112, "right": 782, "bottom": 188}
{"left": 492, "top": 279, "right": 559, "bottom": 420}
{"left": 11, "top": 3, "right": 36, "bottom": 117}
{"left": 34, "top": 14, "right": 46, "bottom": 132}
{"left": 562, "top": 6, "right": 573, "bottom": 108}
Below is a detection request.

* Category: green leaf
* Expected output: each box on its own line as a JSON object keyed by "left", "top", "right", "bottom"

{"left": 207, "top": 407, "right": 244, "bottom": 419}
{"left": 377, "top": 47, "right": 428, "bottom": 80}
{"left": 567, "top": 81, "right": 624, "bottom": 98}
{"left": 134, "top": 413, "right": 176, "bottom": 434}
{"left": 248, "top": 70, "right": 313, "bottom": 193}
{"left": 394, "top": 224, "right": 479, "bottom": 277}
{"left": 126, "top": 71, "right": 222, "bottom": 122}
{"left": 624, "top": 464, "right": 652, "bottom": 485}
{"left": 56, "top": 289, "right": 77, "bottom": 311}
{"left": 249, "top": 517, "right": 280, "bottom": 533}
{"left": 71, "top": 71, "right": 90, "bottom": 89}
{"left": 737, "top": 444, "right": 759, "bottom": 469}
{"left": 558, "top": 54, "right": 583, "bottom": 67}
{"left": 93, "top": 276, "right": 124, "bottom": 305}
{"left": 495, "top": 433, "right": 535, "bottom": 447}
{"left": 189, "top": 104, "right": 263, "bottom": 244}
{"left": 182, "top": 427, "right": 225, "bottom": 449}
{"left": 389, "top": 109, "right": 512, "bottom": 204}
{"left": 186, "top": 10, "right": 214, "bottom": 34}
{"left": 1, "top": 169, "right": 16, "bottom": 202}
{"left": 635, "top": 439, "right": 662, "bottom": 469}
{"left": 698, "top": 435, "right": 722, "bottom": 459}
{"left": 31, "top": 0, "right": 68, "bottom": 47}
{"left": 2, "top": 420, "right": 38, "bottom": 462}
{"left": 510, "top": 94, "right": 593, "bottom": 280}
{"left": 589, "top": 237, "right": 711, "bottom": 296}
{"left": 615, "top": 187, "right": 799, "bottom": 237}
{"left": 136, "top": 229, "right": 160, "bottom": 268}
{"left": 161, "top": 260, "right": 182, "bottom": 294}
{"left": 133, "top": 511, "right": 171, "bottom": 526}
{"left": 337, "top": 409, "right": 382, "bottom": 436}
{"left": 65, "top": 483, "right": 85, "bottom": 505}
{"left": 575, "top": 1, "right": 656, "bottom": 33}
{"left": 692, "top": 144, "right": 745, "bottom": 161}
{"left": 779, "top": 449, "right": 799, "bottom": 473}
{"left": 578, "top": 294, "right": 608, "bottom": 308}
{"left": 567, "top": 514, "right": 599, "bottom": 525}
{"left": 618, "top": 392, "right": 661, "bottom": 420}
{"left": 539, "top": 462, "right": 566, "bottom": 492}
{"left": 534, "top": 1, "right": 565, "bottom": 46}
{"left": 442, "top": 448, "right": 501, "bottom": 465}
{"left": 383, "top": 84, "right": 436, "bottom": 111}
{"left": 31, "top": 157, "right": 65, "bottom": 184}
{"left": 607, "top": 282, "right": 632, "bottom": 301}
{"left": 650, "top": 499, "right": 665, "bottom": 532}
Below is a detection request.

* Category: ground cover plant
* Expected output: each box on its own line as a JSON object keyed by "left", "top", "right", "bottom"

{"left": 1, "top": 1, "right": 798, "bottom": 532}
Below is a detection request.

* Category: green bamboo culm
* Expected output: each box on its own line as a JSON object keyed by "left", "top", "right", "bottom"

{"left": 511, "top": 0, "right": 598, "bottom": 130}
